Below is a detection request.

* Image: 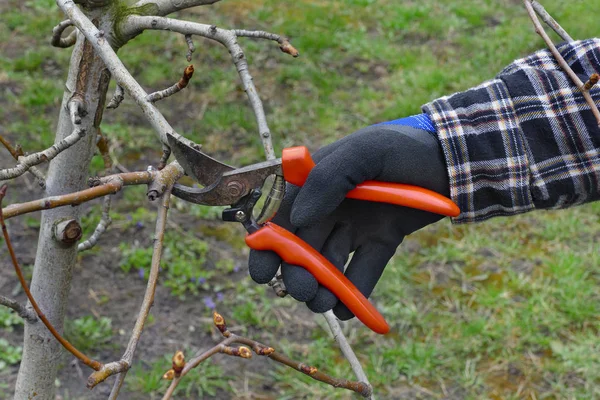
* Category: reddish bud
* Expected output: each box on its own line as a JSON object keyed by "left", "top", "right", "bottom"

{"left": 300, "top": 364, "right": 318, "bottom": 375}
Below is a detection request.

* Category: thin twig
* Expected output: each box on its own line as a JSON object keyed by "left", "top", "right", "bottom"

{"left": 158, "top": 144, "right": 171, "bottom": 170}
{"left": 77, "top": 195, "right": 111, "bottom": 252}
{"left": 530, "top": 1, "right": 573, "bottom": 42}
{"left": 106, "top": 85, "right": 125, "bottom": 109}
{"left": 0, "top": 295, "right": 37, "bottom": 323}
{"left": 51, "top": 19, "right": 78, "bottom": 48}
{"left": 147, "top": 65, "right": 195, "bottom": 103}
{"left": 122, "top": 16, "right": 292, "bottom": 160}
{"left": 78, "top": 131, "right": 114, "bottom": 252}
{"left": 233, "top": 29, "right": 299, "bottom": 57}
{"left": 161, "top": 312, "right": 372, "bottom": 399}
{"left": 524, "top": 0, "right": 600, "bottom": 127}
{"left": 185, "top": 34, "right": 195, "bottom": 61}
{"left": 0, "top": 133, "right": 46, "bottom": 188}
{"left": 0, "top": 184, "right": 103, "bottom": 371}
{"left": 0, "top": 128, "right": 86, "bottom": 181}
{"left": 105, "top": 168, "right": 182, "bottom": 396}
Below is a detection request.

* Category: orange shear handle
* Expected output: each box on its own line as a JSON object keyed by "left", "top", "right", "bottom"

{"left": 281, "top": 146, "right": 460, "bottom": 218}
{"left": 245, "top": 223, "right": 390, "bottom": 334}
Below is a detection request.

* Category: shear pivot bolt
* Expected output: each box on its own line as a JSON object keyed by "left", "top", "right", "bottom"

{"left": 235, "top": 211, "right": 246, "bottom": 222}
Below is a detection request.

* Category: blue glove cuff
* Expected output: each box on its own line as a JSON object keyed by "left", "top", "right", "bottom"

{"left": 375, "top": 114, "right": 436, "bottom": 133}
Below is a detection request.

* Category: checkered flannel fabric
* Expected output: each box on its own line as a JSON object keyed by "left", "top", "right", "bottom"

{"left": 423, "top": 38, "right": 600, "bottom": 223}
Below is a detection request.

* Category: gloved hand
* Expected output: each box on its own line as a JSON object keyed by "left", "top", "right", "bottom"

{"left": 248, "top": 122, "right": 450, "bottom": 320}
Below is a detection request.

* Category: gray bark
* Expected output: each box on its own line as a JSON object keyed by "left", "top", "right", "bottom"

{"left": 14, "top": 13, "right": 112, "bottom": 399}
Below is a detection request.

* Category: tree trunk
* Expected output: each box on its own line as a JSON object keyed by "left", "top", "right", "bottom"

{"left": 14, "top": 13, "right": 112, "bottom": 399}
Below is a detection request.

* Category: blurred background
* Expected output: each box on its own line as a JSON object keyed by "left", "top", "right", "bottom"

{"left": 0, "top": 0, "right": 598, "bottom": 398}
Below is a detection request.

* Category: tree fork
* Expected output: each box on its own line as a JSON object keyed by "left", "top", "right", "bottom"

{"left": 14, "top": 10, "right": 114, "bottom": 399}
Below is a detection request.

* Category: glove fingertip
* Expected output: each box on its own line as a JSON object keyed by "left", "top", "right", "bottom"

{"left": 248, "top": 250, "right": 281, "bottom": 284}
{"left": 332, "top": 303, "right": 355, "bottom": 321}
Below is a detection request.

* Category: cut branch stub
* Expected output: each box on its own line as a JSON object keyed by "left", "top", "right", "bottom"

{"left": 54, "top": 219, "right": 83, "bottom": 245}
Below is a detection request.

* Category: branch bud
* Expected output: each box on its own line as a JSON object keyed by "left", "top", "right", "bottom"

{"left": 213, "top": 311, "right": 230, "bottom": 337}
{"left": 222, "top": 346, "right": 252, "bottom": 359}
{"left": 279, "top": 40, "right": 299, "bottom": 57}
{"left": 299, "top": 364, "right": 318, "bottom": 375}
{"left": 583, "top": 73, "right": 600, "bottom": 91}
{"left": 256, "top": 346, "right": 275, "bottom": 356}
{"left": 172, "top": 350, "right": 185, "bottom": 375}
{"left": 163, "top": 369, "right": 175, "bottom": 380}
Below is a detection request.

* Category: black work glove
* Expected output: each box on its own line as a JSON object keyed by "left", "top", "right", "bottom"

{"left": 248, "top": 124, "right": 450, "bottom": 320}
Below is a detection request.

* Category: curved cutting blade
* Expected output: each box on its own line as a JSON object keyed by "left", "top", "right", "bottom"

{"left": 166, "top": 131, "right": 234, "bottom": 186}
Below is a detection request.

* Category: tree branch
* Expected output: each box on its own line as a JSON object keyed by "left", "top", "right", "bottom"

{"left": 51, "top": 19, "right": 77, "bottom": 48}
{"left": 106, "top": 85, "right": 125, "bottom": 109}
{"left": 0, "top": 133, "right": 46, "bottom": 188}
{"left": 2, "top": 171, "right": 152, "bottom": 220}
{"left": 531, "top": 0, "right": 573, "bottom": 42}
{"left": 0, "top": 127, "right": 86, "bottom": 181}
{"left": 0, "top": 184, "right": 103, "bottom": 371}
{"left": 101, "top": 167, "right": 183, "bottom": 396}
{"left": 147, "top": 64, "right": 195, "bottom": 103}
{"left": 133, "top": 0, "right": 221, "bottom": 16}
{"left": 57, "top": 0, "right": 179, "bottom": 146}
{"left": 324, "top": 311, "right": 374, "bottom": 399}
{"left": 78, "top": 130, "right": 113, "bottom": 252}
{"left": 524, "top": 0, "right": 600, "bottom": 127}
{"left": 121, "top": 15, "right": 298, "bottom": 160}
{"left": 161, "top": 312, "right": 372, "bottom": 399}
{"left": 0, "top": 295, "right": 37, "bottom": 323}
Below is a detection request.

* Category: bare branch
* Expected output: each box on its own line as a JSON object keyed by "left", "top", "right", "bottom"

{"left": 104, "top": 168, "right": 183, "bottom": 396}
{"left": 121, "top": 15, "right": 291, "bottom": 159}
{"left": 78, "top": 131, "right": 113, "bottom": 252}
{"left": 106, "top": 85, "right": 125, "bottom": 109}
{"left": 0, "top": 128, "right": 86, "bottom": 181}
{"left": 133, "top": 0, "right": 221, "bottom": 16}
{"left": 0, "top": 133, "right": 46, "bottom": 188}
{"left": 524, "top": 0, "right": 600, "bottom": 127}
{"left": 0, "top": 295, "right": 37, "bottom": 323}
{"left": 57, "top": 0, "right": 180, "bottom": 145}
{"left": 185, "top": 34, "right": 195, "bottom": 61}
{"left": 531, "top": 0, "right": 574, "bottom": 42}
{"left": 158, "top": 144, "right": 171, "bottom": 170}
{"left": 2, "top": 171, "right": 153, "bottom": 220}
{"left": 78, "top": 195, "right": 111, "bottom": 252}
{"left": 233, "top": 29, "right": 299, "bottom": 57}
{"left": 51, "top": 19, "right": 77, "bottom": 48}
{"left": 324, "top": 311, "right": 374, "bottom": 399}
{"left": 147, "top": 65, "right": 195, "bottom": 102}
{"left": 0, "top": 184, "right": 103, "bottom": 371}
{"left": 162, "top": 312, "right": 372, "bottom": 399}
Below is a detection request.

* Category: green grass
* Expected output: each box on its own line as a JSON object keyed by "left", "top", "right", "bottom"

{"left": 64, "top": 316, "right": 114, "bottom": 355}
{"left": 1, "top": 0, "right": 599, "bottom": 399}
{"left": 128, "top": 354, "right": 232, "bottom": 398}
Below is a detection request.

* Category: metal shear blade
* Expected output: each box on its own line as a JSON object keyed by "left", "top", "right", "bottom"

{"left": 167, "top": 132, "right": 282, "bottom": 206}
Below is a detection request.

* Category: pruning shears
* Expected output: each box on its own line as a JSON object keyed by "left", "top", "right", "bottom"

{"left": 167, "top": 132, "right": 460, "bottom": 335}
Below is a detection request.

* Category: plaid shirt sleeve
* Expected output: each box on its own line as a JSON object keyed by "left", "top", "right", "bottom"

{"left": 422, "top": 38, "right": 600, "bottom": 224}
